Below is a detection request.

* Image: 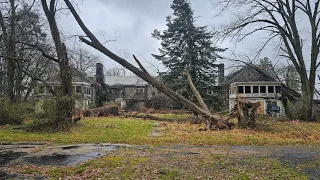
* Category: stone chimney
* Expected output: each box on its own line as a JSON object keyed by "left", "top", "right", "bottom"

{"left": 218, "top": 63, "right": 224, "bottom": 85}
{"left": 96, "top": 63, "right": 105, "bottom": 84}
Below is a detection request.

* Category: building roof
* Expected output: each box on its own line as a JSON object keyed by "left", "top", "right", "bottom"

{"left": 222, "top": 64, "right": 277, "bottom": 86}
{"left": 45, "top": 66, "right": 95, "bottom": 85}
{"left": 104, "top": 76, "right": 148, "bottom": 86}
{"left": 72, "top": 67, "right": 95, "bottom": 83}
{"left": 223, "top": 63, "right": 301, "bottom": 100}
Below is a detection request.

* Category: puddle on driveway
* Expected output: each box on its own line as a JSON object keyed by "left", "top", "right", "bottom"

{"left": 0, "top": 151, "right": 27, "bottom": 165}
{"left": 0, "top": 143, "right": 124, "bottom": 167}
{"left": 23, "top": 152, "right": 102, "bottom": 166}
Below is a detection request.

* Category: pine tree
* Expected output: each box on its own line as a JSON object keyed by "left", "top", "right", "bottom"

{"left": 152, "top": 0, "right": 224, "bottom": 106}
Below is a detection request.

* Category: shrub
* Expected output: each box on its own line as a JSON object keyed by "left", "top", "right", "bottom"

{"left": 0, "top": 98, "right": 32, "bottom": 125}
{"left": 285, "top": 99, "right": 303, "bottom": 120}
{"left": 27, "top": 96, "right": 74, "bottom": 132}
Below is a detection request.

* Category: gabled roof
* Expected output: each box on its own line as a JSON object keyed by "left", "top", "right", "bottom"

{"left": 222, "top": 63, "right": 301, "bottom": 100}
{"left": 222, "top": 64, "right": 276, "bottom": 86}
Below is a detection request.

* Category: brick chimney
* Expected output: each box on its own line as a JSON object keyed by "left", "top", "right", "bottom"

{"left": 96, "top": 63, "right": 105, "bottom": 84}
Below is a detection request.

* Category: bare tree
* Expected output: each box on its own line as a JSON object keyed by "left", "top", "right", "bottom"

{"left": 63, "top": 0, "right": 232, "bottom": 129}
{"left": 68, "top": 47, "right": 99, "bottom": 73}
{"left": 216, "top": 0, "right": 320, "bottom": 120}
{"left": 0, "top": 0, "right": 53, "bottom": 102}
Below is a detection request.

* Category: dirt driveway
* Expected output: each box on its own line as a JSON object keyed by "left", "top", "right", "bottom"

{"left": 1, "top": 143, "right": 319, "bottom": 179}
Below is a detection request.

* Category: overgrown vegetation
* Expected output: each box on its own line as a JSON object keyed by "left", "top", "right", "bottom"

{"left": 0, "top": 98, "right": 33, "bottom": 125}
{"left": 286, "top": 99, "right": 304, "bottom": 120}
{"left": 26, "top": 96, "right": 74, "bottom": 132}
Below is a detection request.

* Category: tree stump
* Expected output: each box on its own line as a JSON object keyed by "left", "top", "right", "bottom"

{"left": 236, "top": 96, "right": 260, "bottom": 128}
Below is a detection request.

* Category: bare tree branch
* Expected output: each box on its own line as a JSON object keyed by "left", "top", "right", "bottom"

{"left": 14, "top": 41, "right": 60, "bottom": 63}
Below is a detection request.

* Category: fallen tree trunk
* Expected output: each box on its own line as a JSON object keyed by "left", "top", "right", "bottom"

{"left": 185, "top": 71, "right": 212, "bottom": 129}
{"left": 63, "top": 0, "right": 230, "bottom": 129}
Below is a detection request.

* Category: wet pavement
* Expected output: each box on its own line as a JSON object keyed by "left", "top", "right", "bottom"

{"left": 0, "top": 143, "right": 124, "bottom": 167}
{"left": 0, "top": 143, "right": 126, "bottom": 179}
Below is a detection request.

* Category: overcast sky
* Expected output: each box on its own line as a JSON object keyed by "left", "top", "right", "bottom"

{"left": 58, "top": 0, "right": 287, "bottom": 75}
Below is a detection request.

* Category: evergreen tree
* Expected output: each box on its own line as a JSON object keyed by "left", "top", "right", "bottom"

{"left": 257, "top": 57, "right": 278, "bottom": 80}
{"left": 152, "top": 0, "right": 224, "bottom": 106}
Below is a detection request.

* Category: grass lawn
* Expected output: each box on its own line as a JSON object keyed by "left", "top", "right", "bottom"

{"left": 0, "top": 116, "right": 319, "bottom": 146}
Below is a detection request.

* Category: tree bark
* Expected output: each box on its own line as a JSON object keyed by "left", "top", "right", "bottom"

{"left": 7, "top": 0, "right": 17, "bottom": 102}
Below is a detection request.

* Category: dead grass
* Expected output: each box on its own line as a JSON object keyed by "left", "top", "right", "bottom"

{"left": 159, "top": 119, "right": 320, "bottom": 146}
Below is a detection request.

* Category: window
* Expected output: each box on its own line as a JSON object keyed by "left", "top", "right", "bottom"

{"left": 253, "top": 86, "right": 259, "bottom": 93}
{"left": 245, "top": 86, "right": 251, "bottom": 93}
{"left": 238, "top": 86, "right": 244, "bottom": 93}
{"left": 88, "top": 88, "right": 91, "bottom": 95}
{"left": 136, "top": 88, "right": 144, "bottom": 94}
{"left": 268, "top": 86, "right": 274, "bottom": 93}
{"left": 76, "top": 86, "right": 82, "bottom": 93}
{"left": 260, "top": 86, "right": 266, "bottom": 93}
{"left": 275, "top": 86, "right": 281, "bottom": 93}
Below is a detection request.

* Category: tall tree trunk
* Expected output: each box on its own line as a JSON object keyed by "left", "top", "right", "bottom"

{"left": 7, "top": 0, "right": 17, "bottom": 102}
{"left": 300, "top": 76, "right": 313, "bottom": 121}
{"left": 41, "top": 0, "right": 73, "bottom": 130}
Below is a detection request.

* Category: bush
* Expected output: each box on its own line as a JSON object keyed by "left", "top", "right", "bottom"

{"left": 285, "top": 99, "right": 303, "bottom": 120}
{"left": 0, "top": 98, "right": 33, "bottom": 125}
{"left": 27, "top": 96, "right": 74, "bottom": 132}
